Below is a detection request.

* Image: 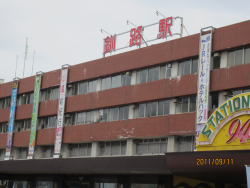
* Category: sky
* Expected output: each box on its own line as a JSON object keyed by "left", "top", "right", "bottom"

{"left": 0, "top": 0, "right": 250, "bottom": 83}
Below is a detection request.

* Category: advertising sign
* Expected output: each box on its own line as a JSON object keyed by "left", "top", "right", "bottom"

{"left": 27, "top": 75, "right": 42, "bottom": 159}
{"left": 195, "top": 33, "right": 212, "bottom": 146}
{"left": 197, "top": 93, "right": 250, "bottom": 151}
{"left": 4, "top": 81, "right": 18, "bottom": 160}
{"left": 53, "top": 68, "right": 68, "bottom": 158}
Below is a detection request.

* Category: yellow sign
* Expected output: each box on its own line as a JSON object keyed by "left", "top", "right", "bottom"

{"left": 197, "top": 93, "right": 250, "bottom": 151}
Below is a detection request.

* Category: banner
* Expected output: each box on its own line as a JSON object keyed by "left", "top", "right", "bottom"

{"left": 246, "top": 166, "right": 250, "bottom": 188}
{"left": 53, "top": 68, "right": 68, "bottom": 158}
{"left": 195, "top": 33, "right": 212, "bottom": 145}
{"left": 27, "top": 75, "right": 42, "bottom": 159}
{"left": 4, "top": 81, "right": 19, "bottom": 160}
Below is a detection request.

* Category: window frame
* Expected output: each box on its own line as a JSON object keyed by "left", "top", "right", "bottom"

{"left": 178, "top": 58, "right": 198, "bottom": 76}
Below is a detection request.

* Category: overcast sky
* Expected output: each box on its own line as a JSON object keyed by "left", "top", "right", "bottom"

{"left": 1, "top": 0, "right": 249, "bottom": 83}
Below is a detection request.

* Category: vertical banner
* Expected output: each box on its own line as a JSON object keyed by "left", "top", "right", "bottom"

{"left": 195, "top": 32, "right": 213, "bottom": 146}
{"left": 246, "top": 166, "right": 250, "bottom": 188}
{"left": 4, "top": 80, "right": 19, "bottom": 160}
{"left": 27, "top": 74, "right": 42, "bottom": 159}
{"left": 53, "top": 66, "right": 69, "bottom": 158}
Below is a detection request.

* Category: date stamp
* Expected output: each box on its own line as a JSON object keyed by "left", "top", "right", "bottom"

{"left": 197, "top": 158, "right": 233, "bottom": 165}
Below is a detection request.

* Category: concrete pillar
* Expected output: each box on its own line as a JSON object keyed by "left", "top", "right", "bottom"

{"left": 220, "top": 51, "right": 228, "bottom": 68}
{"left": 171, "top": 61, "right": 178, "bottom": 77}
{"left": 128, "top": 105, "right": 134, "bottom": 119}
{"left": 131, "top": 70, "right": 137, "bottom": 85}
{"left": 169, "top": 99, "right": 176, "bottom": 114}
{"left": 167, "top": 136, "right": 178, "bottom": 152}
{"left": 96, "top": 78, "right": 102, "bottom": 91}
{"left": 218, "top": 92, "right": 226, "bottom": 106}
{"left": 91, "top": 141, "right": 100, "bottom": 157}
{"left": 126, "top": 139, "right": 136, "bottom": 156}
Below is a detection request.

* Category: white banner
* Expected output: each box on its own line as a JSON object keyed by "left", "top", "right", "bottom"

{"left": 196, "top": 33, "right": 212, "bottom": 124}
{"left": 54, "top": 68, "right": 68, "bottom": 156}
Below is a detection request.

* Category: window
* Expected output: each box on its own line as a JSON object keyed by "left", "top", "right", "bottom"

{"left": 211, "top": 56, "right": 220, "bottom": 70}
{"left": 136, "top": 66, "right": 161, "bottom": 84}
{"left": 160, "top": 64, "right": 172, "bottom": 79}
{"left": 39, "top": 116, "right": 57, "bottom": 129}
{"left": 225, "top": 88, "right": 250, "bottom": 100}
{"left": 41, "top": 145, "right": 54, "bottom": 158}
{"left": 0, "top": 97, "right": 11, "bottom": 109}
{"left": 17, "top": 93, "right": 34, "bottom": 106}
{"left": 228, "top": 47, "right": 250, "bottom": 67}
{"left": 0, "top": 149, "right": 5, "bottom": 160}
{"left": 135, "top": 100, "right": 170, "bottom": 118}
{"left": 41, "top": 87, "right": 59, "bottom": 101}
{"left": 75, "top": 111, "right": 95, "bottom": 125}
{"left": 178, "top": 136, "right": 194, "bottom": 152}
{"left": 72, "top": 80, "right": 98, "bottom": 95}
{"left": 136, "top": 138, "right": 168, "bottom": 155}
{"left": 119, "top": 106, "right": 129, "bottom": 120}
{"left": 176, "top": 96, "right": 197, "bottom": 114}
{"left": 15, "top": 119, "right": 31, "bottom": 132}
{"left": 102, "top": 73, "right": 131, "bottom": 91}
{"left": 100, "top": 141, "right": 126, "bottom": 156}
{"left": 0, "top": 123, "right": 8, "bottom": 133}
{"left": 178, "top": 59, "right": 198, "bottom": 76}
{"left": 69, "top": 143, "right": 92, "bottom": 157}
{"left": 109, "top": 107, "right": 119, "bottom": 121}
{"left": 18, "top": 147, "right": 28, "bottom": 159}
{"left": 209, "top": 93, "right": 219, "bottom": 110}
{"left": 79, "top": 82, "right": 88, "bottom": 94}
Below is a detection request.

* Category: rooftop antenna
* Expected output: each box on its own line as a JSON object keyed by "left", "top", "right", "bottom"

{"left": 156, "top": 11, "right": 166, "bottom": 18}
{"left": 15, "top": 55, "right": 18, "bottom": 78}
{"left": 23, "top": 37, "right": 28, "bottom": 78}
{"left": 100, "top": 29, "right": 111, "bottom": 36}
{"left": 127, "top": 20, "right": 148, "bottom": 47}
{"left": 31, "top": 50, "right": 35, "bottom": 76}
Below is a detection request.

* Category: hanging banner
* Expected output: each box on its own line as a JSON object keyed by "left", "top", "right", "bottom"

{"left": 53, "top": 67, "right": 69, "bottom": 158}
{"left": 27, "top": 74, "right": 42, "bottom": 159}
{"left": 195, "top": 32, "right": 213, "bottom": 145}
{"left": 4, "top": 80, "right": 19, "bottom": 160}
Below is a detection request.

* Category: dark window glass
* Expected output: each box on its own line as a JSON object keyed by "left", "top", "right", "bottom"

{"left": 191, "top": 59, "right": 198, "bottom": 74}
{"left": 139, "top": 103, "right": 146, "bottom": 117}
{"left": 101, "top": 78, "right": 106, "bottom": 90}
{"left": 151, "top": 102, "right": 157, "bottom": 116}
{"left": 111, "top": 76, "right": 116, "bottom": 88}
{"left": 245, "top": 47, "right": 250, "bottom": 64}
{"left": 119, "top": 107, "right": 124, "bottom": 120}
{"left": 122, "top": 74, "right": 131, "bottom": 86}
{"left": 141, "top": 69, "right": 148, "bottom": 83}
{"left": 158, "top": 101, "right": 164, "bottom": 116}
{"left": 124, "top": 106, "right": 129, "bottom": 120}
{"left": 103, "top": 109, "right": 108, "bottom": 122}
{"left": 148, "top": 68, "right": 154, "bottom": 82}
{"left": 189, "top": 96, "right": 196, "bottom": 112}
{"left": 164, "top": 100, "right": 170, "bottom": 115}
{"left": 79, "top": 82, "right": 88, "bottom": 94}
{"left": 178, "top": 60, "right": 191, "bottom": 76}
{"left": 153, "top": 67, "right": 160, "bottom": 81}
{"left": 106, "top": 77, "right": 111, "bottom": 90}
{"left": 213, "top": 57, "right": 220, "bottom": 69}
{"left": 182, "top": 97, "right": 189, "bottom": 113}
{"left": 235, "top": 49, "right": 243, "bottom": 65}
{"left": 166, "top": 67, "right": 171, "bottom": 78}
{"left": 146, "top": 103, "right": 152, "bottom": 117}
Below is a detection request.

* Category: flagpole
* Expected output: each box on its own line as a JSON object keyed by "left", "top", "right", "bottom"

{"left": 31, "top": 50, "right": 35, "bottom": 76}
{"left": 15, "top": 55, "right": 18, "bottom": 78}
{"left": 23, "top": 37, "right": 28, "bottom": 78}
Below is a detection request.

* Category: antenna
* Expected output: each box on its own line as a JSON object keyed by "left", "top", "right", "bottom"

{"left": 100, "top": 29, "right": 111, "bottom": 36}
{"left": 23, "top": 37, "right": 28, "bottom": 78}
{"left": 156, "top": 11, "right": 166, "bottom": 18}
{"left": 127, "top": 20, "right": 137, "bottom": 27}
{"left": 31, "top": 50, "right": 35, "bottom": 76}
{"left": 15, "top": 55, "right": 18, "bottom": 78}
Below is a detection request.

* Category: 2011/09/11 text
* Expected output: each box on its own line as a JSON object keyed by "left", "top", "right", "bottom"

{"left": 197, "top": 158, "right": 233, "bottom": 165}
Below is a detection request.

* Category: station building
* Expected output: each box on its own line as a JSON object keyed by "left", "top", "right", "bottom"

{"left": 0, "top": 19, "right": 250, "bottom": 188}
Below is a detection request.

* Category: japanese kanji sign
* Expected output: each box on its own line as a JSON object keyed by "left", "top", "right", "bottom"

{"left": 157, "top": 17, "right": 173, "bottom": 39}
{"left": 196, "top": 33, "right": 212, "bottom": 136}
{"left": 129, "top": 26, "right": 143, "bottom": 47}
{"left": 104, "top": 34, "right": 116, "bottom": 55}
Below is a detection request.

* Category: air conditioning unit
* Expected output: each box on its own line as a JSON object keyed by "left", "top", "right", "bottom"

{"left": 126, "top": 71, "right": 132, "bottom": 76}
{"left": 223, "top": 91, "right": 233, "bottom": 96}
{"left": 167, "top": 63, "right": 172, "bottom": 68}
{"left": 132, "top": 104, "right": 139, "bottom": 109}
{"left": 214, "top": 52, "right": 220, "bottom": 58}
{"left": 173, "top": 98, "right": 181, "bottom": 103}
{"left": 92, "top": 117, "right": 101, "bottom": 123}
{"left": 68, "top": 84, "right": 73, "bottom": 88}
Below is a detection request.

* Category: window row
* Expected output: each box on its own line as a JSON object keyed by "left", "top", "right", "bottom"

{"left": 178, "top": 58, "right": 198, "bottom": 76}
{"left": 176, "top": 96, "right": 196, "bottom": 113}
{"left": 228, "top": 47, "right": 250, "bottom": 67}
{"left": 102, "top": 72, "right": 131, "bottom": 90}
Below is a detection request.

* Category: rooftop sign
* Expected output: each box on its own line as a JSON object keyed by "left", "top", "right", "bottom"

{"left": 102, "top": 15, "right": 184, "bottom": 57}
